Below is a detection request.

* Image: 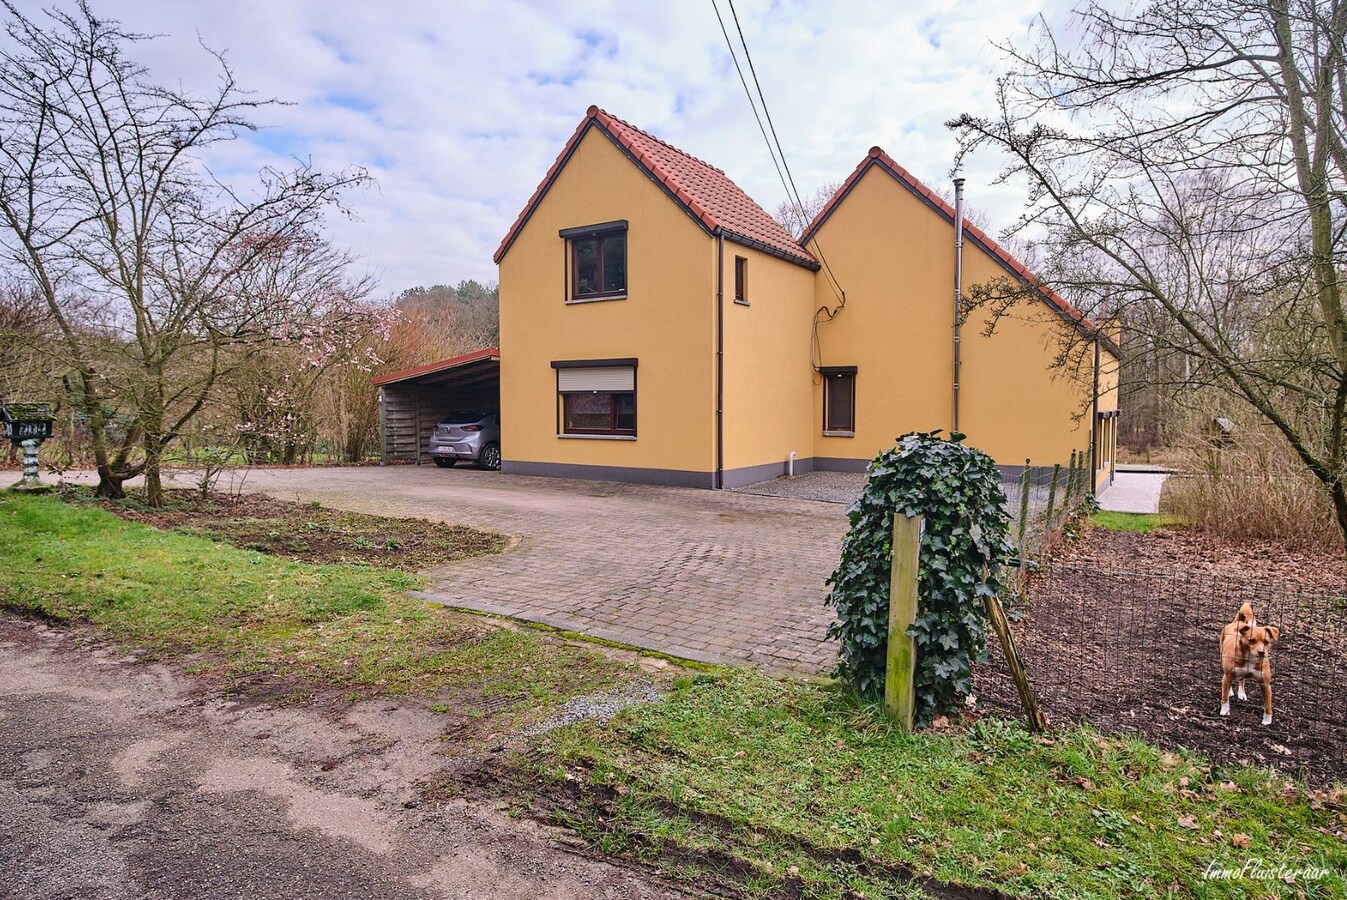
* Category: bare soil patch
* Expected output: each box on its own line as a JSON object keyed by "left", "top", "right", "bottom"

{"left": 977, "top": 524, "right": 1347, "bottom": 785}
{"left": 1058, "top": 522, "right": 1346, "bottom": 594}
{"left": 63, "top": 487, "right": 506, "bottom": 569}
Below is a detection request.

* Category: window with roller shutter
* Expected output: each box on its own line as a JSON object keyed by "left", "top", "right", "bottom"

{"left": 552, "top": 360, "right": 637, "bottom": 437}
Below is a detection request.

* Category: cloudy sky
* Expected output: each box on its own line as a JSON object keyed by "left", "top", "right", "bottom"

{"left": 21, "top": 0, "right": 1075, "bottom": 294}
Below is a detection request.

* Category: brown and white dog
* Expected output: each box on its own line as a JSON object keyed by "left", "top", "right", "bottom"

{"left": 1220, "top": 603, "right": 1279, "bottom": 725}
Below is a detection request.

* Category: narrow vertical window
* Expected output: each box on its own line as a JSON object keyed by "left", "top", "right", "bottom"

{"left": 734, "top": 255, "right": 748, "bottom": 304}
{"left": 822, "top": 367, "right": 856, "bottom": 435}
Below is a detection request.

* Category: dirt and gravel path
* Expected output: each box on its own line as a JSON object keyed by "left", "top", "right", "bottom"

{"left": 0, "top": 613, "right": 689, "bottom": 900}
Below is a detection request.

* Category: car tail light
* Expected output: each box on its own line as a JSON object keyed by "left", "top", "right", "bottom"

{"left": 462, "top": 424, "right": 482, "bottom": 432}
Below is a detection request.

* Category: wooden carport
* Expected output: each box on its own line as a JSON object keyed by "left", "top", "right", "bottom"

{"left": 373, "top": 347, "right": 500, "bottom": 464}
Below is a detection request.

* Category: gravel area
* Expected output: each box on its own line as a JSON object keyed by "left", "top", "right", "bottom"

{"left": 731, "top": 471, "right": 866, "bottom": 505}
{"left": 521, "top": 681, "right": 663, "bottom": 737}
{"left": 734, "top": 470, "right": 1048, "bottom": 521}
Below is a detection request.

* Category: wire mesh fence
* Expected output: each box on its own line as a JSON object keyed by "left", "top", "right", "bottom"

{"left": 974, "top": 562, "right": 1347, "bottom": 785}
{"left": 1001, "top": 448, "right": 1095, "bottom": 563}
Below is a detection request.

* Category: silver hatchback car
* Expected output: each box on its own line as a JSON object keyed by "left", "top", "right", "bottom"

{"left": 428, "top": 410, "right": 501, "bottom": 470}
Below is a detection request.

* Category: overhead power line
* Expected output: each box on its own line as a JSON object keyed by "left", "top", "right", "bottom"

{"left": 710, "top": 0, "right": 847, "bottom": 370}
{"left": 718, "top": 0, "right": 846, "bottom": 305}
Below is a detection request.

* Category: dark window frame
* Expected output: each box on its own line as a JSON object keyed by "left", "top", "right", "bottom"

{"left": 561, "top": 391, "right": 637, "bottom": 437}
{"left": 560, "top": 221, "right": 628, "bottom": 302}
{"left": 822, "top": 366, "right": 857, "bottom": 435}
{"left": 552, "top": 358, "right": 639, "bottom": 438}
{"left": 734, "top": 255, "right": 748, "bottom": 305}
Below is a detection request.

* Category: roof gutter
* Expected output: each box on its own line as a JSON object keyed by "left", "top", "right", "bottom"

{"left": 721, "top": 230, "right": 819, "bottom": 270}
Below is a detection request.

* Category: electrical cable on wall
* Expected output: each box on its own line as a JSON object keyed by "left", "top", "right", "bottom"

{"left": 710, "top": 0, "right": 847, "bottom": 374}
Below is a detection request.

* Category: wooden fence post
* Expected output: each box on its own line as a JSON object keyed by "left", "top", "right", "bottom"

{"left": 985, "top": 587, "right": 1049, "bottom": 733}
{"left": 1069, "top": 449, "right": 1083, "bottom": 501}
{"left": 1016, "top": 460, "right": 1032, "bottom": 557}
{"left": 1045, "top": 463, "right": 1062, "bottom": 536}
{"left": 885, "top": 513, "right": 922, "bottom": 731}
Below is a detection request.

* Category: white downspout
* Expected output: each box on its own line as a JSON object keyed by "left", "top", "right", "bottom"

{"left": 788, "top": 450, "right": 796, "bottom": 477}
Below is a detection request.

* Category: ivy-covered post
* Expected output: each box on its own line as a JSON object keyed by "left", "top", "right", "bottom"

{"left": 827, "top": 432, "right": 1021, "bottom": 725}
{"left": 884, "top": 513, "right": 922, "bottom": 730}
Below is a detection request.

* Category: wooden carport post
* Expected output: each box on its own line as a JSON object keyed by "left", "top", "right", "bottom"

{"left": 885, "top": 513, "right": 922, "bottom": 731}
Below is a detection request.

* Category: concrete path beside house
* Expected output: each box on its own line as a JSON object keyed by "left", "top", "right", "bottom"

{"left": 69, "top": 466, "right": 846, "bottom": 674}
{"left": 1097, "top": 471, "right": 1170, "bottom": 514}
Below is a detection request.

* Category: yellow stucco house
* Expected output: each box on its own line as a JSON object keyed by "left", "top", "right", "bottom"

{"left": 492, "top": 106, "right": 1119, "bottom": 490}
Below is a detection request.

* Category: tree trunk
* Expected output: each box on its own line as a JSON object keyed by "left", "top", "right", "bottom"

{"left": 93, "top": 467, "right": 127, "bottom": 499}
{"left": 1332, "top": 480, "right": 1347, "bottom": 557}
{"left": 142, "top": 434, "right": 164, "bottom": 507}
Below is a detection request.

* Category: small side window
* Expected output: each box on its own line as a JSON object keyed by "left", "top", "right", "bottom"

{"left": 734, "top": 256, "right": 748, "bottom": 304}
{"left": 822, "top": 368, "right": 856, "bottom": 435}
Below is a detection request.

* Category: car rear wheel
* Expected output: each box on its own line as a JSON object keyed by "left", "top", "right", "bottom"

{"left": 478, "top": 443, "right": 501, "bottom": 471}
{"left": 433, "top": 457, "right": 456, "bottom": 468}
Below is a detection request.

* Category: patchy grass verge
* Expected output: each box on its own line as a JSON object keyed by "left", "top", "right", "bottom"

{"left": 0, "top": 493, "right": 631, "bottom": 721}
{"left": 504, "top": 670, "right": 1345, "bottom": 899}
{"left": 1087, "top": 511, "right": 1186, "bottom": 533}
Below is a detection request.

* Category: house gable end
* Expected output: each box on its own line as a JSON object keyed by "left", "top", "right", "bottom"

{"left": 495, "top": 107, "right": 818, "bottom": 270}
{"left": 493, "top": 119, "right": 716, "bottom": 265}
{"left": 801, "top": 150, "right": 1118, "bottom": 359}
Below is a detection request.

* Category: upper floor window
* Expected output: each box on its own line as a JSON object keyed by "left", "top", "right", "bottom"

{"left": 560, "top": 220, "right": 627, "bottom": 301}
{"left": 734, "top": 255, "right": 748, "bottom": 304}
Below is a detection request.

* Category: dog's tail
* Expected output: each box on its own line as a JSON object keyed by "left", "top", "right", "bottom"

{"left": 1236, "top": 602, "right": 1257, "bottom": 627}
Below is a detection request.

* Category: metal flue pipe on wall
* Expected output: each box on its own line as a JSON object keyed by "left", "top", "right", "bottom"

{"left": 952, "top": 177, "right": 965, "bottom": 435}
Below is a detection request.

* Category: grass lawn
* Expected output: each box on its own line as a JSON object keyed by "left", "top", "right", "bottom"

{"left": 0, "top": 492, "right": 630, "bottom": 711}
{"left": 5, "top": 491, "right": 1343, "bottom": 898}
{"left": 1088, "top": 511, "right": 1188, "bottom": 533}
{"left": 522, "top": 672, "right": 1346, "bottom": 899}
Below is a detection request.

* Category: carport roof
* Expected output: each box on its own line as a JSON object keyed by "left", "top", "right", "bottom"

{"left": 372, "top": 347, "right": 499, "bottom": 387}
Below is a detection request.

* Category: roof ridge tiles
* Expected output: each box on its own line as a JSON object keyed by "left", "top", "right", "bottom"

{"left": 590, "top": 106, "right": 727, "bottom": 175}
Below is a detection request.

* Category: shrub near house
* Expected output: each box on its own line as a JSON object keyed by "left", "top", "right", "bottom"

{"left": 828, "top": 432, "right": 1016, "bottom": 719}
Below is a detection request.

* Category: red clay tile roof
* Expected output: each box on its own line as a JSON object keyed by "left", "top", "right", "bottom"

{"left": 801, "top": 147, "right": 1111, "bottom": 346}
{"left": 494, "top": 106, "right": 817, "bottom": 268}
{"left": 372, "top": 347, "right": 499, "bottom": 386}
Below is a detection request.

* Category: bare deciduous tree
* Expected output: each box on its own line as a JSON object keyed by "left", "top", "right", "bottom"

{"left": 949, "top": 0, "right": 1347, "bottom": 551}
{"left": 773, "top": 181, "right": 841, "bottom": 238}
{"left": 0, "top": 2, "right": 369, "bottom": 504}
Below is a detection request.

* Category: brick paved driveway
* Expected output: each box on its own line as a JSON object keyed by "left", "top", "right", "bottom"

{"left": 213, "top": 467, "right": 847, "bottom": 673}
